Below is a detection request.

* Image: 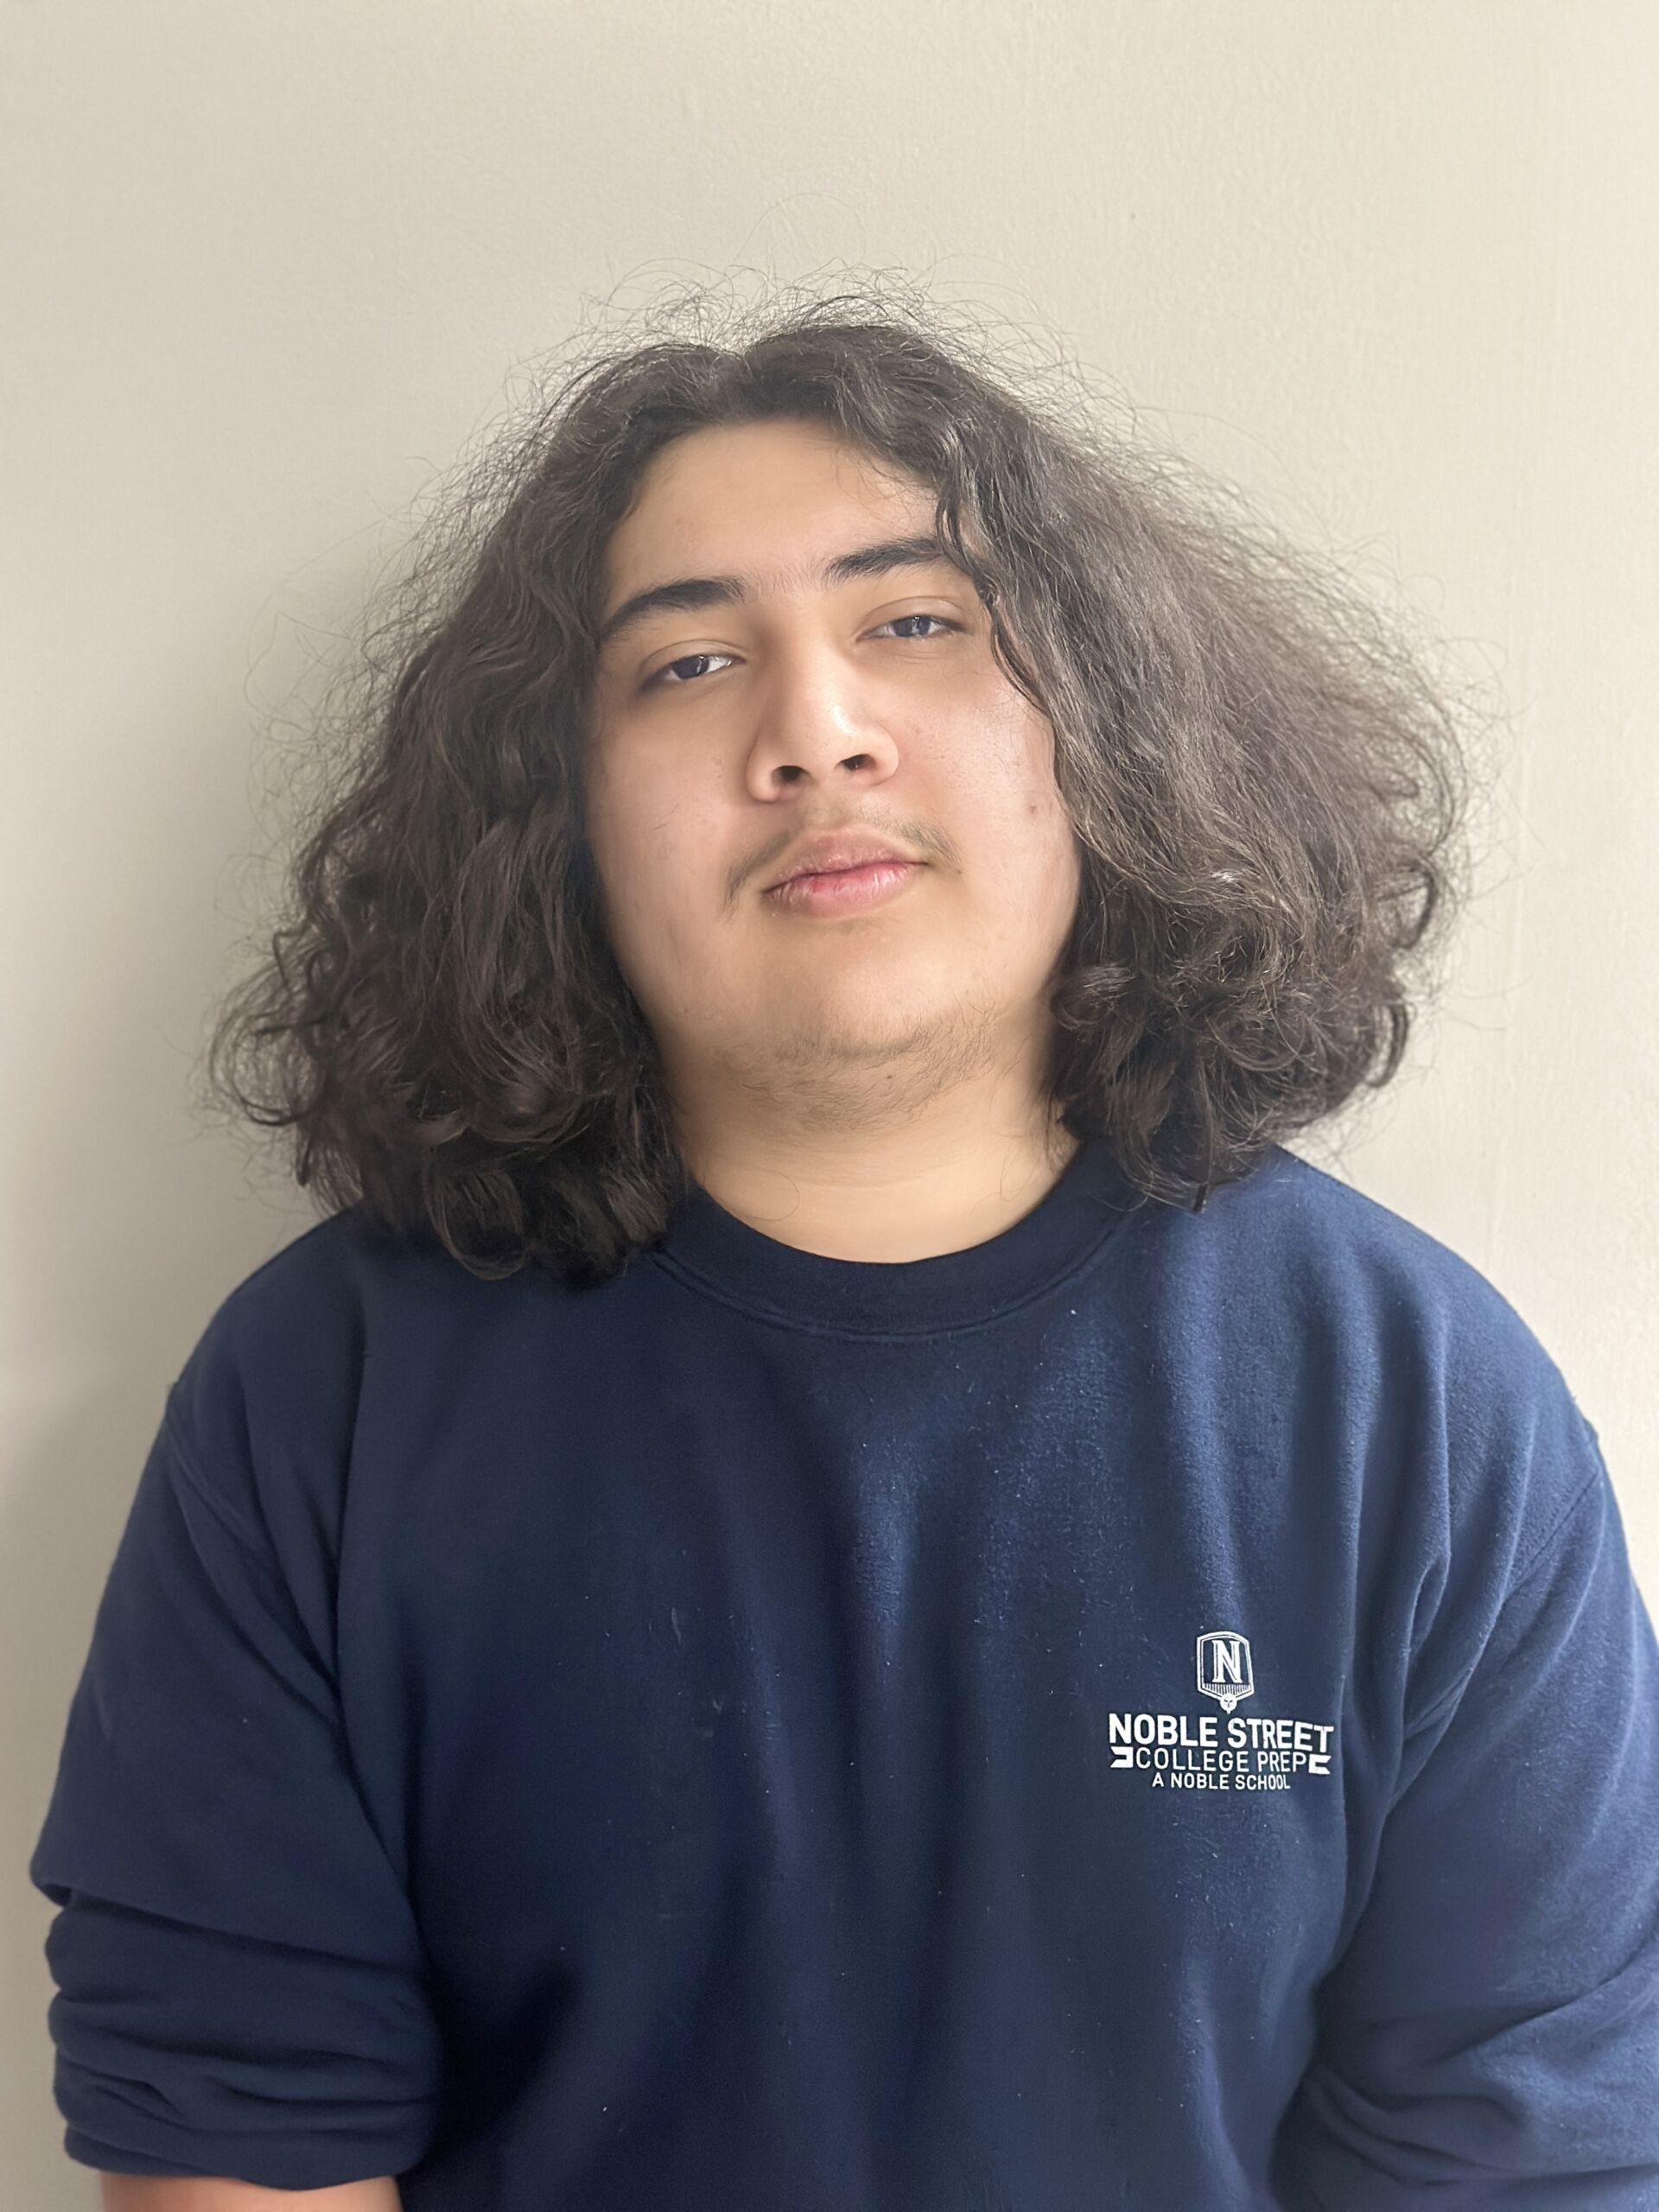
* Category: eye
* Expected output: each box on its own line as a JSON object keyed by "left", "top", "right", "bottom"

{"left": 878, "top": 613, "right": 961, "bottom": 643}
{"left": 639, "top": 613, "right": 963, "bottom": 692}
{"left": 640, "top": 651, "right": 736, "bottom": 691}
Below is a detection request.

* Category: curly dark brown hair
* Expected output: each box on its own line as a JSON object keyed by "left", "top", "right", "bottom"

{"left": 201, "top": 273, "right": 1489, "bottom": 1287}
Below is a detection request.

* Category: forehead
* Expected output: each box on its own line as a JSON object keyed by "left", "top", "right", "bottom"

{"left": 601, "top": 419, "right": 938, "bottom": 594}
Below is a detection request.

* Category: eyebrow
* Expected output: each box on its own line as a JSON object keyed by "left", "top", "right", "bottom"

{"left": 594, "top": 532, "right": 962, "bottom": 653}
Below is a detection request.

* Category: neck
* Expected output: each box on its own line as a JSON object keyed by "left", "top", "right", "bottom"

{"left": 671, "top": 1090, "right": 1082, "bottom": 1265}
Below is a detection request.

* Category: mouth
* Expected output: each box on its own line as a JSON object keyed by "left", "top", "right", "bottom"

{"left": 763, "top": 858, "right": 924, "bottom": 918}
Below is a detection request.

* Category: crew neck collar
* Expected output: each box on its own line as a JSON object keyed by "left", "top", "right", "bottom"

{"left": 648, "top": 1135, "right": 1143, "bottom": 1336}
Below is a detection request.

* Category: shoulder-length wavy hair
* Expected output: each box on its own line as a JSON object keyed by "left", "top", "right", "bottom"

{"left": 203, "top": 277, "right": 1483, "bottom": 1287}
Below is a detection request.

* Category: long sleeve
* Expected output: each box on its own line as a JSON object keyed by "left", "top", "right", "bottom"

{"left": 28, "top": 1379, "right": 449, "bottom": 2189}
{"left": 1273, "top": 1416, "right": 1659, "bottom": 2208}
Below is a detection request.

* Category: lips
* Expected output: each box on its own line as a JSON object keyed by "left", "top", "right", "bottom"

{"left": 766, "top": 834, "right": 921, "bottom": 890}
{"left": 765, "top": 857, "right": 922, "bottom": 916}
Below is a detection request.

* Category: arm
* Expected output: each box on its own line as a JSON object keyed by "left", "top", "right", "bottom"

{"left": 100, "top": 2176, "right": 400, "bottom": 2209}
{"left": 29, "top": 1361, "right": 446, "bottom": 2188}
{"left": 1272, "top": 1427, "right": 1659, "bottom": 2204}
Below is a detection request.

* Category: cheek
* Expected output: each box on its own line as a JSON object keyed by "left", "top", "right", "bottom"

{"left": 579, "top": 741, "right": 620, "bottom": 880}
{"left": 589, "top": 803, "right": 720, "bottom": 978}
{"left": 976, "top": 714, "right": 1074, "bottom": 870}
{"left": 582, "top": 775, "right": 664, "bottom": 957}
{"left": 587, "top": 748, "right": 679, "bottom": 899}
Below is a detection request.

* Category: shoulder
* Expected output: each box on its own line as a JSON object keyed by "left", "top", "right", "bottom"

{"left": 173, "top": 1203, "right": 547, "bottom": 1386}
{"left": 1225, "top": 1144, "right": 1587, "bottom": 1414}
{"left": 169, "top": 1207, "right": 399, "bottom": 1421}
{"left": 161, "top": 1206, "right": 546, "bottom": 1538}
{"left": 1229, "top": 1145, "right": 1606, "bottom": 1589}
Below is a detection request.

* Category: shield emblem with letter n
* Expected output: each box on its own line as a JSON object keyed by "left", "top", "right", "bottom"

{"left": 1196, "top": 1630, "right": 1255, "bottom": 1714}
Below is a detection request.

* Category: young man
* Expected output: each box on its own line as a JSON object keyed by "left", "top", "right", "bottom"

{"left": 29, "top": 300, "right": 1659, "bottom": 2210}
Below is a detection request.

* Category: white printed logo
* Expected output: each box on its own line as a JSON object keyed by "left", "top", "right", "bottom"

{"left": 1196, "top": 1628, "right": 1255, "bottom": 1713}
{"left": 1107, "top": 1627, "right": 1336, "bottom": 1793}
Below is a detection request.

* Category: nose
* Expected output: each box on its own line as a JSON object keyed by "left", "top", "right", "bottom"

{"left": 741, "top": 647, "right": 902, "bottom": 797}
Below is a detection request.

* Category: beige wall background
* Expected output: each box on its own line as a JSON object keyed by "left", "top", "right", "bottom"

{"left": 5, "top": 2, "right": 1656, "bottom": 2200}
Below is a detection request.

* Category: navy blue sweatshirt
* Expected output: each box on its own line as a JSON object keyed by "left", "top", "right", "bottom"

{"left": 28, "top": 1139, "right": 1659, "bottom": 2208}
